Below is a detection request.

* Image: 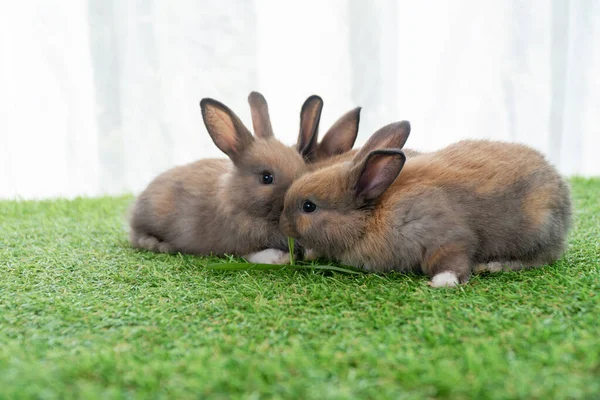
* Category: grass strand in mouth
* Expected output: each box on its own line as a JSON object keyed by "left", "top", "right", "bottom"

{"left": 205, "top": 262, "right": 363, "bottom": 275}
{"left": 288, "top": 237, "right": 295, "bottom": 265}
{"left": 205, "top": 237, "right": 363, "bottom": 274}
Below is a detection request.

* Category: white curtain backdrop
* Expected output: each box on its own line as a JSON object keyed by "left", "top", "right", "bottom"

{"left": 0, "top": 0, "right": 599, "bottom": 199}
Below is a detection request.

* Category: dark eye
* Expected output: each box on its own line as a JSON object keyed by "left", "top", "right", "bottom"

{"left": 302, "top": 200, "right": 317, "bottom": 213}
{"left": 261, "top": 171, "right": 274, "bottom": 185}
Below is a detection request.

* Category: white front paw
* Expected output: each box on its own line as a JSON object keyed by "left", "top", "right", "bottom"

{"left": 245, "top": 249, "right": 289, "bottom": 265}
{"left": 429, "top": 271, "right": 459, "bottom": 288}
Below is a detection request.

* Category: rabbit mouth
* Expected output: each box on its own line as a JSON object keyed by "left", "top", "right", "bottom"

{"left": 294, "top": 239, "right": 308, "bottom": 249}
{"left": 279, "top": 217, "right": 299, "bottom": 239}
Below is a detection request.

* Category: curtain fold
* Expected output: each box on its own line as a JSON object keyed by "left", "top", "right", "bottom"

{"left": 0, "top": 0, "right": 598, "bottom": 199}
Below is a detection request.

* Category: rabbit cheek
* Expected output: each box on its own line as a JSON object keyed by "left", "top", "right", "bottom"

{"left": 281, "top": 209, "right": 314, "bottom": 241}
{"left": 293, "top": 214, "right": 313, "bottom": 238}
{"left": 236, "top": 186, "right": 275, "bottom": 221}
{"left": 262, "top": 187, "right": 287, "bottom": 222}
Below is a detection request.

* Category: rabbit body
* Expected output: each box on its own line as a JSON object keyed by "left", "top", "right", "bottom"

{"left": 281, "top": 126, "right": 572, "bottom": 286}
{"left": 130, "top": 148, "right": 305, "bottom": 257}
{"left": 129, "top": 93, "right": 361, "bottom": 261}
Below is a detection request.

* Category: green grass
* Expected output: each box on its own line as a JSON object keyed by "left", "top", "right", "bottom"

{"left": 1, "top": 178, "right": 599, "bottom": 400}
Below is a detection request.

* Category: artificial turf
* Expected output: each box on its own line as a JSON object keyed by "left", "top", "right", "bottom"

{"left": 0, "top": 178, "right": 599, "bottom": 399}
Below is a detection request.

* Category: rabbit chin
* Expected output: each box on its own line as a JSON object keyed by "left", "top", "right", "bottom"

{"left": 302, "top": 248, "right": 320, "bottom": 262}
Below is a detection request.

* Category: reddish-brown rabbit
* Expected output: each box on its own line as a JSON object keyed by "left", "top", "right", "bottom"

{"left": 281, "top": 122, "right": 572, "bottom": 286}
{"left": 129, "top": 92, "right": 361, "bottom": 263}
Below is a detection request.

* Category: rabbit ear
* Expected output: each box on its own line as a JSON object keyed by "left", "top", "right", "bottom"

{"left": 200, "top": 98, "right": 254, "bottom": 161}
{"left": 351, "top": 149, "right": 406, "bottom": 201}
{"left": 316, "top": 107, "right": 361, "bottom": 157}
{"left": 296, "top": 95, "right": 323, "bottom": 159}
{"left": 354, "top": 121, "right": 411, "bottom": 161}
{"left": 247, "top": 91, "right": 274, "bottom": 139}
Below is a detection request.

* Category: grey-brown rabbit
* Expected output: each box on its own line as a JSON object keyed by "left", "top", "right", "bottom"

{"left": 129, "top": 92, "right": 361, "bottom": 263}
{"left": 280, "top": 122, "right": 572, "bottom": 286}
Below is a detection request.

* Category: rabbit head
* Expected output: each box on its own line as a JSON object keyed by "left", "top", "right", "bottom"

{"left": 201, "top": 94, "right": 308, "bottom": 228}
{"left": 280, "top": 121, "right": 411, "bottom": 255}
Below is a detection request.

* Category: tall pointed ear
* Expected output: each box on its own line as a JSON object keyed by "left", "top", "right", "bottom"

{"left": 296, "top": 95, "right": 323, "bottom": 160}
{"left": 354, "top": 121, "right": 411, "bottom": 161}
{"left": 316, "top": 107, "right": 361, "bottom": 157}
{"left": 200, "top": 98, "right": 254, "bottom": 161}
{"left": 247, "top": 91, "right": 274, "bottom": 139}
{"left": 351, "top": 150, "right": 406, "bottom": 201}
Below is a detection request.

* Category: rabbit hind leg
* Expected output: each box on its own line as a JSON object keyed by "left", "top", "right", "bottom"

{"left": 130, "top": 230, "right": 174, "bottom": 253}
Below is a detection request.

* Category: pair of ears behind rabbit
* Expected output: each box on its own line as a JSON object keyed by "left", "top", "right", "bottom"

{"left": 352, "top": 121, "right": 411, "bottom": 202}
{"left": 200, "top": 92, "right": 361, "bottom": 165}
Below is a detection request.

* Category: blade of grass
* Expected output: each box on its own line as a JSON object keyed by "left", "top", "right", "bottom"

{"left": 205, "top": 262, "right": 363, "bottom": 275}
{"left": 288, "top": 237, "right": 295, "bottom": 265}
{"left": 303, "top": 264, "right": 363, "bottom": 275}
{"left": 205, "top": 262, "right": 287, "bottom": 271}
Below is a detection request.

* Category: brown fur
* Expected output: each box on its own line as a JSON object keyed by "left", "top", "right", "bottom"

{"left": 522, "top": 185, "right": 554, "bottom": 227}
{"left": 129, "top": 92, "right": 362, "bottom": 256}
{"left": 281, "top": 124, "right": 572, "bottom": 285}
{"left": 152, "top": 182, "right": 177, "bottom": 218}
{"left": 248, "top": 92, "right": 274, "bottom": 139}
{"left": 309, "top": 150, "right": 358, "bottom": 170}
{"left": 402, "top": 149, "right": 422, "bottom": 158}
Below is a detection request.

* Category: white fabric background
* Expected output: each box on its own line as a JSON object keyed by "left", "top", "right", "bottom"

{"left": 0, "top": 0, "right": 599, "bottom": 199}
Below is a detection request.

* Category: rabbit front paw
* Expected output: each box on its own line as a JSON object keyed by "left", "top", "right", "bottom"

{"left": 428, "top": 271, "right": 460, "bottom": 288}
{"left": 245, "top": 249, "right": 290, "bottom": 265}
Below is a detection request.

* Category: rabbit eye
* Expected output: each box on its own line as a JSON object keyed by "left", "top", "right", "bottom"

{"left": 302, "top": 200, "right": 317, "bottom": 213}
{"left": 260, "top": 171, "right": 274, "bottom": 185}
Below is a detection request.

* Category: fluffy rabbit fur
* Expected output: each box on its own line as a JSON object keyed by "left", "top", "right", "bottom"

{"left": 129, "top": 92, "right": 361, "bottom": 263}
{"left": 280, "top": 122, "right": 572, "bottom": 286}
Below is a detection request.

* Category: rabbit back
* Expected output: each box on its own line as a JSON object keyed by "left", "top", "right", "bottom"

{"left": 376, "top": 140, "right": 571, "bottom": 273}
{"left": 130, "top": 158, "right": 284, "bottom": 255}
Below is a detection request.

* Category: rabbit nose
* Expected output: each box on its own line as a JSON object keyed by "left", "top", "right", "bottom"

{"left": 279, "top": 215, "right": 297, "bottom": 238}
